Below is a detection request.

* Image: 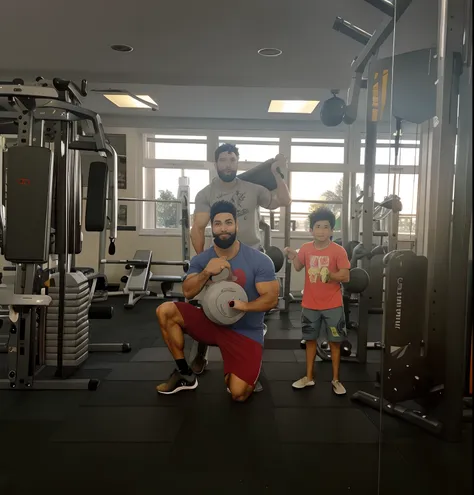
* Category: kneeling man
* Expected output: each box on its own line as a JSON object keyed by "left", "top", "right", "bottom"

{"left": 156, "top": 200, "right": 279, "bottom": 402}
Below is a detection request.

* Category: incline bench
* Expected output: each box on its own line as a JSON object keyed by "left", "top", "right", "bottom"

{"left": 102, "top": 250, "right": 189, "bottom": 309}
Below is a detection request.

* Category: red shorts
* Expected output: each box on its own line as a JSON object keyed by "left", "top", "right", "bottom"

{"left": 174, "top": 302, "right": 262, "bottom": 386}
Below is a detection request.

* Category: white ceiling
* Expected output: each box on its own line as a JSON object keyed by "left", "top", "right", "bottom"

{"left": 0, "top": 0, "right": 437, "bottom": 121}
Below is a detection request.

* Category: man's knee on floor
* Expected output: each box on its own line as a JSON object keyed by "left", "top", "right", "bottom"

{"left": 228, "top": 375, "right": 253, "bottom": 402}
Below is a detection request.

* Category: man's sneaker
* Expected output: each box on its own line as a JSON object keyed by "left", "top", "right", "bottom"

{"left": 292, "top": 376, "right": 315, "bottom": 389}
{"left": 191, "top": 353, "right": 208, "bottom": 375}
{"left": 156, "top": 369, "right": 198, "bottom": 395}
{"left": 332, "top": 380, "right": 347, "bottom": 395}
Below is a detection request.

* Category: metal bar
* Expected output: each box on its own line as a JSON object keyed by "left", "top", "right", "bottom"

{"left": 342, "top": 172, "right": 350, "bottom": 246}
{"left": 364, "top": 0, "right": 395, "bottom": 16}
{"left": 357, "top": 54, "right": 379, "bottom": 365}
{"left": 100, "top": 259, "right": 188, "bottom": 266}
{"left": 443, "top": 0, "right": 472, "bottom": 441}
{"left": 333, "top": 17, "right": 372, "bottom": 45}
{"left": 280, "top": 135, "right": 292, "bottom": 312}
{"left": 291, "top": 199, "right": 344, "bottom": 205}
{"left": 98, "top": 179, "right": 108, "bottom": 274}
{"left": 288, "top": 142, "right": 347, "bottom": 148}
{"left": 54, "top": 121, "right": 70, "bottom": 378}
{"left": 423, "top": 0, "right": 464, "bottom": 440}
{"left": 351, "top": 0, "right": 413, "bottom": 74}
{"left": 82, "top": 197, "right": 183, "bottom": 205}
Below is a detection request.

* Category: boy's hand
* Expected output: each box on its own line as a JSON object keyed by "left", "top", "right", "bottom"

{"left": 284, "top": 247, "right": 298, "bottom": 261}
{"left": 320, "top": 267, "right": 330, "bottom": 283}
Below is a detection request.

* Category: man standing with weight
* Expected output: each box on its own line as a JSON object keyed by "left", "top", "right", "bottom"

{"left": 156, "top": 201, "right": 280, "bottom": 400}
{"left": 189, "top": 143, "right": 291, "bottom": 384}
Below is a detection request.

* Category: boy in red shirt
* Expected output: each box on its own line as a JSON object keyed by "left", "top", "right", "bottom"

{"left": 284, "top": 208, "right": 350, "bottom": 395}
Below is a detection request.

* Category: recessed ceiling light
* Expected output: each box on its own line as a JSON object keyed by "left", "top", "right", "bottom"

{"left": 268, "top": 100, "right": 320, "bottom": 114}
{"left": 111, "top": 44, "right": 134, "bottom": 53}
{"left": 103, "top": 94, "right": 157, "bottom": 109}
{"left": 258, "top": 48, "right": 282, "bottom": 57}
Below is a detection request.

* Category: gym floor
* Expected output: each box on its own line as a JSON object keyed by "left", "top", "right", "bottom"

{"left": 0, "top": 300, "right": 471, "bottom": 495}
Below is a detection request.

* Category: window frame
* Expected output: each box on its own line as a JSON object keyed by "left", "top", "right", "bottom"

{"left": 135, "top": 128, "right": 420, "bottom": 242}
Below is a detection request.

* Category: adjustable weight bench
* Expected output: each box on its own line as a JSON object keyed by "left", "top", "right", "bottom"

{"left": 149, "top": 274, "right": 186, "bottom": 301}
{"left": 105, "top": 250, "right": 188, "bottom": 308}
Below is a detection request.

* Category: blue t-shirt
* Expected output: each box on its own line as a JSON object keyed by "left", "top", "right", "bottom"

{"left": 186, "top": 243, "right": 276, "bottom": 345}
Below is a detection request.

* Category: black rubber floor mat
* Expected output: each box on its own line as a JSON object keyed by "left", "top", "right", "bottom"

{"left": 268, "top": 380, "right": 378, "bottom": 408}
{"left": 262, "top": 362, "right": 306, "bottom": 381}
{"left": 50, "top": 406, "right": 185, "bottom": 442}
{"left": 274, "top": 407, "right": 379, "bottom": 443}
{"left": 263, "top": 362, "right": 379, "bottom": 382}
{"left": 264, "top": 339, "right": 301, "bottom": 350}
{"left": 131, "top": 347, "right": 187, "bottom": 362}
{"left": 105, "top": 362, "right": 178, "bottom": 381}
{"left": 262, "top": 349, "right": 297, "bottom": 362}
{"left": 273, "top": 443, "right": 414, "bottom": 494}
{"left": 84, "top": 380, "right": 197, "bottom": 407}
{"left": 0, "top": 390, "right": 89, "bottom": 420}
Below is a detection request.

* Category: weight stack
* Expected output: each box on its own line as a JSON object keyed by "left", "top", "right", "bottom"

{"left": 45, "top": 271, "right": 91, "bottom": 367}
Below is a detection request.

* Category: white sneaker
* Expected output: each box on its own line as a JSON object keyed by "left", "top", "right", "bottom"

{"left": 332, "top": 380, "right": 347, "bottom": 395}
{"left": 292, "top": 376, "right": 315, "bottom": 389}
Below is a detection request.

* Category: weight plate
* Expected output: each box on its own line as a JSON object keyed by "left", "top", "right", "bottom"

{"left": 266, "top": 246, "right": 284, "bottom": 272}
{"left": 202, "top": 281, "right": 248, "bottom": 326}
{"left": 211, "top": 267, "right": 230, "bottom": 283}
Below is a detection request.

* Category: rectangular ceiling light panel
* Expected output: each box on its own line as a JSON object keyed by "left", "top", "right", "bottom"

{"left": 104, "top": 94, "right": 158, "bottom": 108}
{"left": 268, "top": 100, "right": 319, "bottom": 114}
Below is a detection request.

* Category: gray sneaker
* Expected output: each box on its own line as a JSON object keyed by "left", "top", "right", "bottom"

{"left": 156, "top": 369, "right": 198, "bottom": 395}
{"left": 191, "top": 353, "right": 208, "bottom": 375}
{"left": 292, "top": 376, "right": 315, "bottom": 389}
{"left": 332, "top": 380, "right": 347, "bottom": 395}
{"left": 254, "top": 380, "right": 263, "bottom": 393}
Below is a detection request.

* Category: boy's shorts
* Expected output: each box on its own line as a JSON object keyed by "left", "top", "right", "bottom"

{"left": 301, "top": 306, "right": 347, "bottom": 342}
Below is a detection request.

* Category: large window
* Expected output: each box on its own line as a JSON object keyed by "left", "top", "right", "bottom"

{"left": 290, "top": 172, "right": 344, "bottom": 231}
{"left": 146, "top": 134, "right": 207, "bottom": 161}
{"left": 142, "top": 134, "right": 211, "bottom": 231}
{"left": 356, "top": 172, "right": 418, "bottom": 235}
{"left": 360, "top": 138, "right": 420, "bottom": 166}
{"left": 139, "top": 130, "right": 420, "bottom": 240}
{"left": 218, "top": 136, "right": 279, "bottom": 163}
{"left": 153, "top": 168, "right": 210, "bottom": 229}
{"left": 291, "top": 138, "right": 345, "bottom": 164}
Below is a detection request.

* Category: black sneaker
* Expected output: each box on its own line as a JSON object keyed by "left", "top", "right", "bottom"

{"left": 191, "top": 353, "right": 208, "bottom": 375}
{"left": 156, "top": 369, "right": 198, "bottom": 395}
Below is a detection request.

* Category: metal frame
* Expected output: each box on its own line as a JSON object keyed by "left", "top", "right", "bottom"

{"left": 0, "top": 79, "right": 121, "bottom": 390}
{"left": 351, "top": 0, "right": 472, "bottom": 441}
{"left": 441, "top": 0, "right": 472, "bottom": 440}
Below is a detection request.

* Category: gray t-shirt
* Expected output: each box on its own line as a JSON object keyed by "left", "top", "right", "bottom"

{"left": 194, "top": 178, "right": 272, "bottom": 248}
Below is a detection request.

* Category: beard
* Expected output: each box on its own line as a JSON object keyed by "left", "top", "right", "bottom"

{"left": 213, "top": 232, "right": 236, "bottom": 249}
{"left": 217, "top": 169, "right": 237, "bottom": 182}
